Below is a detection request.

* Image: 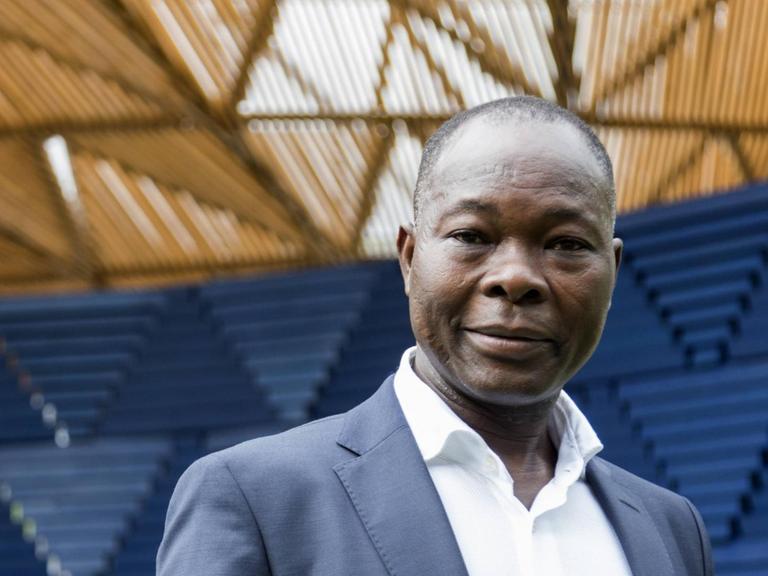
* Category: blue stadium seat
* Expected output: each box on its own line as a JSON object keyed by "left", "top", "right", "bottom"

{"left": 203, "top": 264, "right": 379, "bottom": 420}
{"left": 0, "top": 292, "right": 166, "bottom": 438}
{"left": 631, "top": 234, "right": 768, "bottom": 277}
{"left": 667, "top": 302, "right": 743, "bottom": 331}
{"left": 0, "top": 438, "right": 170, "bottom": 576}
{"left": 618, "top": 359, "right": 768, "bottom": 543}
{"left": 98, "top": 288, "right": 276, "bottom": 435}
{"left": 618, "top": 182, "right": 768, "bottom": 237}
{"left": 731, "top": 285, "right": 768, "bottom": 359}
{"left": 655, "top": 279, "right": 754, "bottom": 313}
{"left": 0, "top": 292, "right": 165, "bottom": 322}
{"left": 313, "top": 263, "right": 411, "bottom": 418}
{"left": 0, "top": 359, "right": 49, "bottom": 441}
{"left": 623, "top": 211, "right": 768, "bottom": 257}
{"left": 641, "top": 256, "right": 764, "bottom": 294}
{"left": 0, "top": 502, "right": 47, "bottom": 576}
{"left": 715, "top": 539, "right": 768, "bottom": 576}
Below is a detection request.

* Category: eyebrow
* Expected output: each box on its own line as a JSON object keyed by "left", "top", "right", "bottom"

{"left": 435, "top": 200, "right": 605, "bottom": 233}
{"left": 439, "top": 201, "right": 597, "bottom": 222}
{"left": 438, "top": 199, "right": 501, "bottom": 221}
{"left": 538, "top": 206, "right": 597, "bottom": 225}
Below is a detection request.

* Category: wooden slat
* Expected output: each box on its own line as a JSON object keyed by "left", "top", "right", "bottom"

{"left": 546, "top": 0, "right": 578, "bottom": 108}
{"left": 0, "top": 140, "right": 75, "bottom": 262}
{"left": 399, "top": 0, "right": 538, "bottom": 96}
{"left": 591, "top": 0, "right": 718, "bottom": 111}
{"left": 0, "top": 0, "right": 185, "bottom": 105}
{"left": 353, "top": 126, "right": 396, "bottom": 254}
{"left": 402, "top": 7, "right": 465, "bottom": 109}
{"left": 229, "top": 0, "right": 278, "bottom": 112}
{"left": 69, "top": 129, "right": 302, "bottom": 241}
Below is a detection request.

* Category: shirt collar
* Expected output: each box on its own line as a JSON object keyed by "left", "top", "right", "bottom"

{"left": 393, "top": 346, "right": 603, "bottom": 481}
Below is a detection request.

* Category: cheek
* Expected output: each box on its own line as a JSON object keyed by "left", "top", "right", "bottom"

{"left": 412, "top": 245, "right": 469, "bottom": 305}
{"left": 409, "top": 251, "right": 471, "bottom": 339}
{"left": 408, "top": 290, "right": 454, "bottom": 370}
{"left": 554, "top": 266, "right": 614, "bottom": 324}
{"left": 572, "top": 291, "right": 614, "bottom": 358}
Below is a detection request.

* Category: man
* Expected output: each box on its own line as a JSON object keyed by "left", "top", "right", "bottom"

{"left": 157, "top": 97, "right": 713, "bottom": 575}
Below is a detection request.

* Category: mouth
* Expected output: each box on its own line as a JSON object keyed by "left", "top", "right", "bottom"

{"left": 463, "top": 327, "right": 555, "bottom": 358}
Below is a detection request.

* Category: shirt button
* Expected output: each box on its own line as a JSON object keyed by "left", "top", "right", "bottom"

{"left": 484, "top": 455, "right": 496, "bottom": 471}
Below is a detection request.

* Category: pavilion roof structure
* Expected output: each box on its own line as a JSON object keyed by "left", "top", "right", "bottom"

{"left": 0, "top": 0, "right": 766, "bottom": 294}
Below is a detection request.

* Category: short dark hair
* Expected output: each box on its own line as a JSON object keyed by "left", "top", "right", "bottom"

{"left": 413, "top": 96, "right": 615, "bottom": 224}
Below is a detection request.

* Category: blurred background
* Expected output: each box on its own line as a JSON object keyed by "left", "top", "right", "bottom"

{"left": 0, "top": 0, "right": 767, "bottom": 575}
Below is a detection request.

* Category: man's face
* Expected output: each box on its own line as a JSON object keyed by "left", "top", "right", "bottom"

{"left": 398, "top": 118, "right": 622, "bottom": 406}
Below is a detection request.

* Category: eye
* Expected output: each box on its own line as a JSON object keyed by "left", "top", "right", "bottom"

{"left": 550, "top": 237, "right": 590, "bottom": 251}
{"left": 449, "top": 230, "right": 488, "bottom": 245}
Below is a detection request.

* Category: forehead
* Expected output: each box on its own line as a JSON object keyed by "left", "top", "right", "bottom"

{"left": 424, "top": 118, "right": 611, "bottom": 223}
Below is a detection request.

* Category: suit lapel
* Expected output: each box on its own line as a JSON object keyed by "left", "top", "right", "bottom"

{"left": 587, "top": 458, "right": 675, "bottom": 576}
{"left": 334, "top": 377, "right": 469, "bottom": 576}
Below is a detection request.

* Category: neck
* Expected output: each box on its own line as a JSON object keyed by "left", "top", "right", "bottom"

{"left": 412, "top": 348, "right": 560, "bottom": 508}
{"left": 462, "top": 400, "right": 558, "bottom": 469}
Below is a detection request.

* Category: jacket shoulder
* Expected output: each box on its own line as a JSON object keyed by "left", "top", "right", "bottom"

{"left": 190, "top": 414, "right": 350, "bottom": 490}
{"left": 223, "top": 413, "right": 346, "bottom": 460}
{"left": 593, "top": 457, "right": 681, "bottom": 501}
{"left": 593, "top": 456, "right": 698, "bottom": 516}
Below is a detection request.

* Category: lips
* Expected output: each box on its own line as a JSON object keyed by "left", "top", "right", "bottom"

{"left": 463, "top": 325, "right": 555, "bottom": 358}
{"left": 466, "top": 325, "right": 551, "bottom": 340}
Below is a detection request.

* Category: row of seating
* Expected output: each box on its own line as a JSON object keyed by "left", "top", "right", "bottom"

{"left": 613, "top": 182, "right": 768, "bottom": 572}
{"left": 98, "top": 288, "right": 274, "bottom": 435}
{"left": 0, "top": 292, "right": 167, "bottom": 439}
{"left": 0, "top": 501, "right": 45, "bottom": 576}
{"left": 0, "top": 353, "right": 50, "bottom": 442}
{"left": 619, "top": 359, "right": 768, "bottom": 543}
{"left": 314, "top": 262, "right": 412, "bottom": 416}
{"left": 200, "top": 264, "right": 380, "bottom": 421}
{"left": 0, "top": 287, "right": 283, "bottom": 576}
{"left": 0, "top": 438, "right": 171, "bottom": 576}
{"left": 618, "top": 182, "right": 768, "bottom": 366}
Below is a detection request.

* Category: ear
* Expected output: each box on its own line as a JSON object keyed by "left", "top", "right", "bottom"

{"left": 607, "top": 237, "right": 623, "bottom": 310}
{"left": 396, "top": 224, "right": 416, "bottom": 296}
{"left": 612, "top": 237, "right": 623, "bottom": 277}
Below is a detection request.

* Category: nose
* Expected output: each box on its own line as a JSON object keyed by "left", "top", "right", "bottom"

{"left": 480, "top": 244, "right": 548, "bottom": 304}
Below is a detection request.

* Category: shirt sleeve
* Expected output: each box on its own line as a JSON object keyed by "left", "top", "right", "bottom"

{"left": 156, "top": 452, "right": 272, "bottom": 576}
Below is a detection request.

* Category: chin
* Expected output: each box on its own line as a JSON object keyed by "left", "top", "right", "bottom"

{"left": 454, "top": 373, "right": 563, "bottom": 408}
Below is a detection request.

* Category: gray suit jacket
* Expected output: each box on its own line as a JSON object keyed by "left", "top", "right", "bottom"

{"left": 157, "top": 376, "right": 713, "bottom": 575}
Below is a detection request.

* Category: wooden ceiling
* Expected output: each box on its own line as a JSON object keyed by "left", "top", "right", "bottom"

{"left": 0, "top": 0, "right": 766, "bottom": 294}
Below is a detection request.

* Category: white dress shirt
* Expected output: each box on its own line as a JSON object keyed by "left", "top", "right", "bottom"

{"left": 393, "top": 347, "right": 632, "bottom": 576}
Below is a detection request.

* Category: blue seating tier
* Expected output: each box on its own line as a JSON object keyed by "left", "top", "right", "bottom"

{"left": 201, "top": 264, "right": 379, "bottom": 421}
{"left": 0, "top": 438, "right": 171, "bottom": 576}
